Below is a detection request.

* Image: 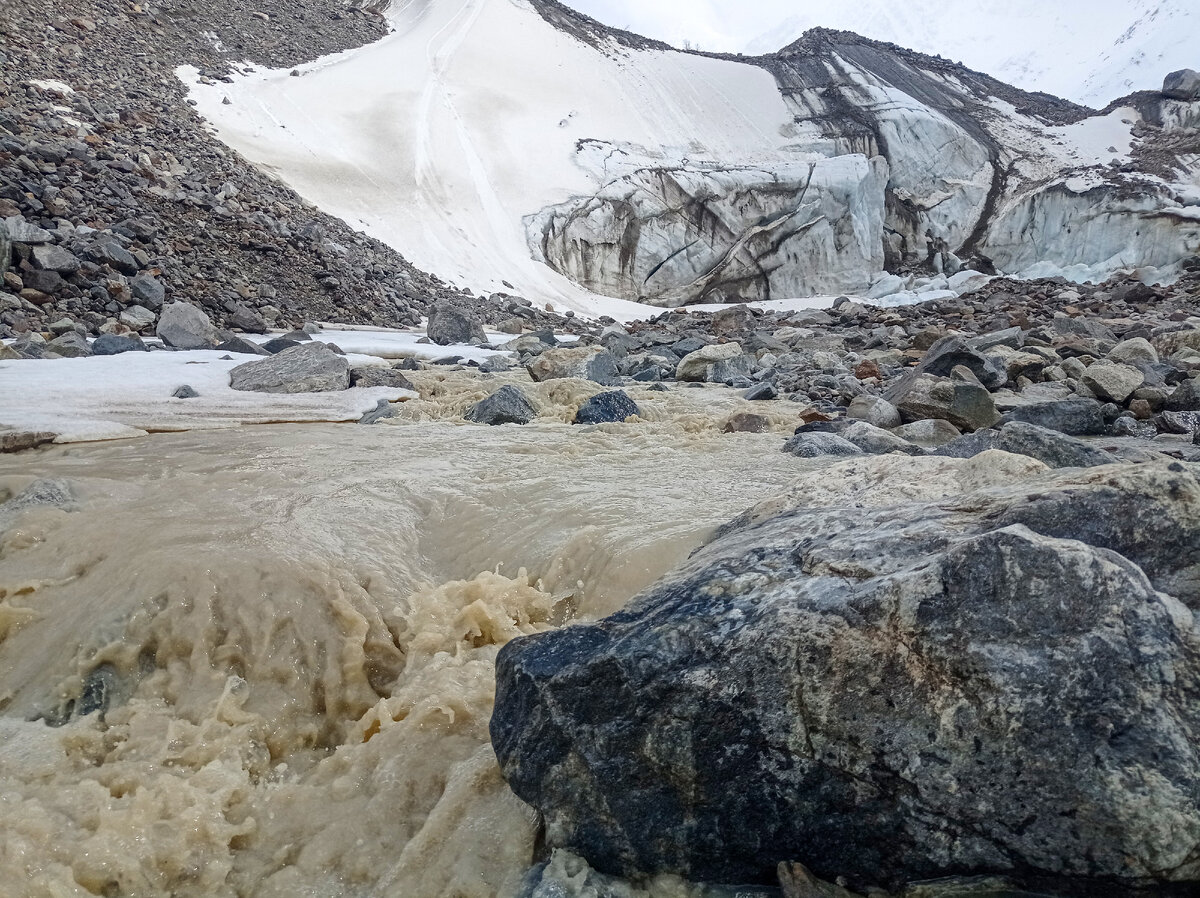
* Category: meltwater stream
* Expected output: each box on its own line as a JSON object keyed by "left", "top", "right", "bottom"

{"left": 0, "top": 415, "right": 806, "bottom": 897}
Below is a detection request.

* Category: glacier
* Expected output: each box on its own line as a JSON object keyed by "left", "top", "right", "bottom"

{"left": 183, "top": 0, "right": 1200, "bottom": 314}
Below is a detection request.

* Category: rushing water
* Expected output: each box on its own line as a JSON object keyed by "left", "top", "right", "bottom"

{"left": 0, "top": 392, "right": 811, "bottom": 897}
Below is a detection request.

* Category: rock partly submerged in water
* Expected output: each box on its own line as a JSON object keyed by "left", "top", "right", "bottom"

{"left": 493, "top": 457, "right": 1200, "bottom": 896}
{"left": 466, "top": 384, "right": 539, "bottom": 426}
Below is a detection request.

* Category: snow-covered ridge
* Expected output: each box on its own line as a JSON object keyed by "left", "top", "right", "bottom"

{"left": 183, "top": 0, "right": 1200, "bottom": 317}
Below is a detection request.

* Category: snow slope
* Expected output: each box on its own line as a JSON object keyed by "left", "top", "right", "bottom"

{"left": 742, "top": 0, "right": 1199, "bottom": 107}
{"left": 185, "top": 0, "right": 813, "bottom": 316}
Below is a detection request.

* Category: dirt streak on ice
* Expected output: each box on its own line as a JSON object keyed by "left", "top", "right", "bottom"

{"left": 0, "top": 413, "right": 810, "bottom": 897}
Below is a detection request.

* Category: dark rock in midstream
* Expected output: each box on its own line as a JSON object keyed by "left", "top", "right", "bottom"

{"left": 933, "top": 421, "right": 1114, "bottom": 469}
{"left": 574, "top": 391, "right": 640, "bottom": 425}
{"left": 465, "top": 385, "right": 538, "bottom": 426}
{"left": 358, "top": 398, "right": 398, "bottom": 425}
{"left": 492, "top": 462, "right": 1200, "bottom": 895}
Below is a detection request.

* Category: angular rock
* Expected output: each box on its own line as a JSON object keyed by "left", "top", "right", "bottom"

{"left": 427, "top": 301, "right": 486, "bottom": 346}
{"left": 465, "top": 385, "right": 538, "bottom": 426}
{"left": 262, "top": 337, "right": 303, "bottom": 354}
{"left": 888, "top": 373, "right": 999, "bottom": 432}
{"left": 3, "top": 216, "right": 51, "bottom": 244}
{"left": 527, "top": 346, "right": 619, "bottom": 386}
{"left": 84, "top": 238, "right": 138, "bottom": 274}
{"left": 1082, "top": 361, "right": 1145, "bottom": 404}
{"left": 743, "top": 383, "right": 778, "bottom": 401}
{"left": 359, "top": 399, "right": 398, "bottom": 425}
{"left": 1158, "top": 410, "right": 1200, "bottom": 436}
{"left": 1000, "top": 398, "right": 1108, "bottom": 436}
{"left": 130, "top": 274, "right": 166, "bottom": 310}
{"left": 934, "top": 421, "right": 1112, "bottom": 469}
{"left": 350, "top": 366, "right": 416, "bottom": 391}
{"left": 228, "top": 304, "right": 267, "bottom": 334}
{"left": 156, "top": 301, "right": 218, "bottom": 349}
{"left": 30, "top": 244, "right": 81, "bottom": 274}
{"left": 492, "top": 462, "right": 1200, "bottom": 893}
{"left": 781, "top": 432, "right": 863, "bottom": 458}
{"left": 1166, "top": 378, "right": 1200, "bottom": 412}
{"left": 1163, "top": 68, "right": 1200, "bottom": 100}
{"left": 845, "top": 395, "right": 901, "bottom": 429}
{"left": 172, "top": 385, "right": 200, "bottom": 399}
{"left": 119, "top": 305, "right": 156, "bottom": 331}
{"left": 840, "top": 421, "right": 923, "bottom": 456}
{"left": 1107, "top": 337, "right": 1158, "bottom": 365}
{"left": 910, "top": 335, "right": 1007, "bottom": 389}
{"left": 91, "top": 334, "right": 148, "bottom": 355}
{"left": 46, "top": 332, "right": 91, "bottom": 358}
{"left": 675, "top": 343, "right": 745, "bottom": 383}
{"left": 214, "top": 337, "right": 271, "bottom": 356}
{"left": 229, "top": 342, "right": 350, "bottom": 393}
{"left": 891, "top": 418, "right": 962, "bottom": 447}
{"left": 574, "top": 390, "right": 640, "bottom": 425}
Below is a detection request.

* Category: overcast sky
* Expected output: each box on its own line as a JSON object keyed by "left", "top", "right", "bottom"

{"left": 566, "top": 0, "right": 780, "bottom": 51}
{"left": 563, "top": 0, "right": 1143, "bottom": 55}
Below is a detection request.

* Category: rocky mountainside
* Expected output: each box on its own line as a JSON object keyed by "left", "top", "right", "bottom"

{"left": 187, "top": 0, "right": 1200, "bottom": 317}
{"left": 0, "top": 0, "right": 578, "bottom": 341}
{"left": 743, "top": 0, "right": 1200, "bottom": 108}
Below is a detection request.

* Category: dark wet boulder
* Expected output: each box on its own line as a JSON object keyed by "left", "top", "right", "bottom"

{"left": 933, "top": 421, "right": 1113, "bottom": 469}
{"left": 492, "top": 462, "right": 1200, "bottom": 894}
{"left": 574, "top": 390, "right": 640, "bottom": 425}
{"left": 781, "top": 432, "right": 863, "bottom": 458}
{"left": 465, "top": 385, "right": 538, "bottom": 426}
{"left": 999, "top": 398, "right": 1108, "bottom": 435}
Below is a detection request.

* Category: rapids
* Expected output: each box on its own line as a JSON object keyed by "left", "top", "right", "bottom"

{"left": 0, "top": 402, "right": 810, "bottom": 897}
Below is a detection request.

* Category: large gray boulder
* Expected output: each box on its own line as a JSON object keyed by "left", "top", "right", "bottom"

{"left": 887, "top": 373, "right": 1000, "bottom": 432}
{"left": 675, "top": 343, "right": 752, "bottom": 384}
{"left": 527, "top": 346, "right": 620, "bottom": 386}
{"left": 426, "top": 301, "right": 486, "bottom": 345}
{"left": 933, "top": 421, "right": 1113, "bottom": 469}
{"left": 910, "top": 335, "right": 1007, "bottom": 390}
{"left": 493, "top": 462, "right": 1200, "bottom": 894}
{"left": 1000, "top": 398, "right": 1108, "bottom": 435}
{"left": 1082, "top": 361, "right": 1145, "bottom": 404}
{"left": 781, "top": 432, "right": 863, "bottom": 458}
{"left": 156, "top": 301, "right": 218, "bottom": 349}
{"left": 229, "top": 342, "right": 349, "bottom": 393}
{"left": 574, "top": 390, "right": 640, "bottom": 425}
{"left": 1163, "top": 68, "right": 1200, "bottom": 100}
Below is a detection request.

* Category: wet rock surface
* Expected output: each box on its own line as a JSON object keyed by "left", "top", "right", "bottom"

{"left": 493, "top": 462, "right": 1200, "bottom": 895}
